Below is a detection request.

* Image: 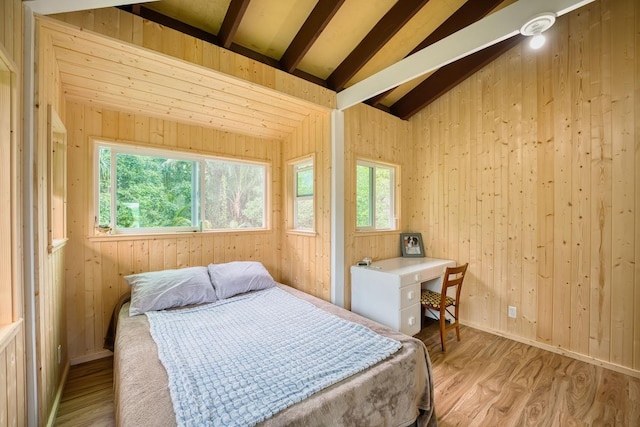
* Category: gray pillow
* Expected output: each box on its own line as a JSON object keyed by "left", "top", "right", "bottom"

{"left": 125, "top": 266, "right": 217, "bottom": 316}
{"left": 208, "top": 261, "right": 276, "bottom": 300}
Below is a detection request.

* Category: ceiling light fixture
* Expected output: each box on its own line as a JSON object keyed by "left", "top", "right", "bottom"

{"left": 520, "top": 12, "right": 556, "bottom": 50}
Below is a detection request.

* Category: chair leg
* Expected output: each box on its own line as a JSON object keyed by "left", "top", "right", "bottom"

{"left": 439, "top": 316, "right": 446, "bottom": 352}
{"left": 454, "top": 305, "right": 461, "bottom": 342}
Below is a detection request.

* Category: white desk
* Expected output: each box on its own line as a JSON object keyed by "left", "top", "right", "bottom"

{"left": 350, "top": 257, "right": 456, "bottom": 336}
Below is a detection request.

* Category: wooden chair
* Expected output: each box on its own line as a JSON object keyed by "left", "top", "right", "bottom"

{"left": 420, "top": 263, "right": 468, "bottom": 352}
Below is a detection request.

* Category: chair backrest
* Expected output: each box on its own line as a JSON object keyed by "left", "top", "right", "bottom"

{"left": 440, "top": 263, "right": 468, "bottom": 306}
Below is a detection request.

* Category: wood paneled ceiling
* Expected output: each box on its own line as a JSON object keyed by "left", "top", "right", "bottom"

{"left": 119, "top": 0, "right": 521, "bottom": 120}
{"left": 41, "top": 18, "right": 329, "bottom": 140}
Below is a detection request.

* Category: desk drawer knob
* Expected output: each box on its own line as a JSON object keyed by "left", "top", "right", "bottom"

{"left": 407, "top": 290, "right": 414, "bottom": 300}
{"left": 408, "top": 316, "right": 415, "bottom": 326}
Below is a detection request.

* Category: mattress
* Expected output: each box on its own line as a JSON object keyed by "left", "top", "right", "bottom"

{"left": 114, "top": 284, "right": 437, "bottom": 427}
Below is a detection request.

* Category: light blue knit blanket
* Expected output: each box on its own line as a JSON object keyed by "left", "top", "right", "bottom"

{"left": 146, "top": 287, "right": 401, "bottom": 427}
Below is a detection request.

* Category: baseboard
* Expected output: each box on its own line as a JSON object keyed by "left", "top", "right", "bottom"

{"left": 70, "top": 349, "right": 113, "bottom": 366}
{"left": 460, "top": 320, "right": 640, "bottom": 379}
{"left": 45, "top": 360, "right": 70, "bottom": 427}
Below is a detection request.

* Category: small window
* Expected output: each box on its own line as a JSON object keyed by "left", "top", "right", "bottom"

{"left": 0, "top": 47, "right": 17, "bottom": 326}
{"left": 289, "top": 156, "right": 314, "bottom": 231}
{"left": 96, "top": 142, "right": 267, "bottom": 234}
{"left": 48, "top": 106, "right": 68, "bottom": 251}
{"left": 356, "top": 160, "right": 397, "bottom": 231}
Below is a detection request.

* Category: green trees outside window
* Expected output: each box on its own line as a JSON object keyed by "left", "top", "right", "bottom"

{"left": 292, "top": 158, "right": 314, "bottom": 231}
{"left": 97, "top": 143, "right": 266, "bottom": 234}
{"left": 356, "top": 160, "right": 396, "bottom": 231}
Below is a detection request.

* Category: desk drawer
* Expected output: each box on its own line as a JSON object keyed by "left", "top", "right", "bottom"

{"left": 399, "top": 265, "right": 450, "bottom": 286}
{"left": 400, "top": 283, "right": 420, "bottom": 309}
{"left": 400, "top": 273, "right": 420, "bottom": 286}
{"left": 400, "top": 304, "right": 421, "bottom": 336}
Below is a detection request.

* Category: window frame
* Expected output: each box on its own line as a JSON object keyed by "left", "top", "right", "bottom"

{"left": 288, "top": 154, "right": 315, "bottom": 233}
{"left": 0, "top": 43, "right": 18, "bottom": 326}
{"left": 355, "top": 158, "right": 398, "bottom": 232}
{"left": 93, "top": 140, "right": 270, "bottom": 235}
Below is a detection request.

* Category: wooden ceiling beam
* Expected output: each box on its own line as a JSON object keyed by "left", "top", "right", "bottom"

{"left": 119, "top": 5, "right": 283, "bottom": 69}
{"left": 120, "top": 5, "right": 220, "bottom": 45}
{"left": 280, "top": 0, "right": 346, "bottom": 73}
{"left": 326, "top": 0, "right": 430, "bottom": 92}
{"left": 122, "top": 2, "right": 332, "bottom": 85}
{"left": 391, "top": 35, "right": 524, "bottom": 120}
{"left": 218, "top": 0, "right": 251, "bottom": 49}
{"left": 412, "top": 0, "right": 506, "bottom": 55}
{"left": 367, "top": 0, "right": 504, "bottom": 107}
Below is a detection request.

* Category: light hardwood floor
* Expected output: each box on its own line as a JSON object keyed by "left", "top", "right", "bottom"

{"left": 416, "top": 321, "right": 640, "bottom": 426}
{"left": 55, "top": 356, "right": 115, "bottom": 426}
{"left": 55, "top": 322, "right": 640, "bottom": 426}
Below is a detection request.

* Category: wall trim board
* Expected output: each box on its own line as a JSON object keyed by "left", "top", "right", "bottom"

{"left": 25, "top": 0, "right": 155, "bottom": 15}
{"left": 69, "top": 349, "right": 112, "bottom": 366}
{"left": 23, "top": 5, "right": 40, "bottom": 426}
{"left": 44, "top": 361, "right": 69, "bottom": 427}
{"left": 330, "top": 109, "right": 345, "bottom": 307}
{"left": 0, "top": 319, "right": 23, "bottom": 353}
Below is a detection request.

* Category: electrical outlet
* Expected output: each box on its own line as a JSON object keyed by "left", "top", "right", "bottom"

{"left": 508, "top": 306, "right": 517, "bottom": 319}
{"left": 57, "top": 345, "right": 62, "bottom": 364}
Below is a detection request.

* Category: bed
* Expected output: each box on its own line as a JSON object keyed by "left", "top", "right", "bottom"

{"left": 111, "top": 261, "right": 437, "bottom": 427}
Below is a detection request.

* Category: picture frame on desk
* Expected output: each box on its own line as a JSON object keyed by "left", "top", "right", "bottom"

{"left": 400, "top": 233, "right": 424, "bottom": 257}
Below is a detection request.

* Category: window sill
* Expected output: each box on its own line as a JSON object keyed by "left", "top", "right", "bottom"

{"left": 353, "top": 229, "right": 399, "bottom": 236}
{"left": 286, "top": 230, "right": 317, "bottom": 237}
{"left": 0, "top": 319, "right": 23, "bottom": 353}
{"left": 87, "top": 229, "right": 273, "bottom": 242}
{"left": 48, "top": 238, "right": 69, "bottom": 253}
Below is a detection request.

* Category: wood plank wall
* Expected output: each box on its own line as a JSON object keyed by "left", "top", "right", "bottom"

{"left": 409, "top": 0, "right": 640, "bottom": 373}
{"left": 0, "top": 322, "right": 25, "bottom": 427}
{"left": 343, "top": 104, "right": 413, "bottom": 308}
{"left": 0, "top": 0, "right": 26, "bottom": 424}
{"left": 63, "top": 101, "right": 284, "bottom": 361}
{"left": 36, "top": 24, "right": 70, "bottom": 424}
{"left": 281, "top": 112, "right": 332, "bottom": 300}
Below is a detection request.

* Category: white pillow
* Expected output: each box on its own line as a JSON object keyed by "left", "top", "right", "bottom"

{"left": 208, "top": 261, "right": 277, "bottom": 300}
{"left": 125, "top": 266, "right": 217, "bottom": 316}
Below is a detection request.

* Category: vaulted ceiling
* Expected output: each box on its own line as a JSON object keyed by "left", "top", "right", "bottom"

{"left": 117, "top": 0, "right": 522, "bottom": 120}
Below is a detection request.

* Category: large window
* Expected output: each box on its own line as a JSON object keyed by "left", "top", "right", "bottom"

{"left": 289, "top": 156, "right": 314, "bottom": 231}
{"left": 356, "top": 160, "right": 397, "bottom": 231}
{"left": 96, "top": 142, "right": 267, "bottom": 234}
